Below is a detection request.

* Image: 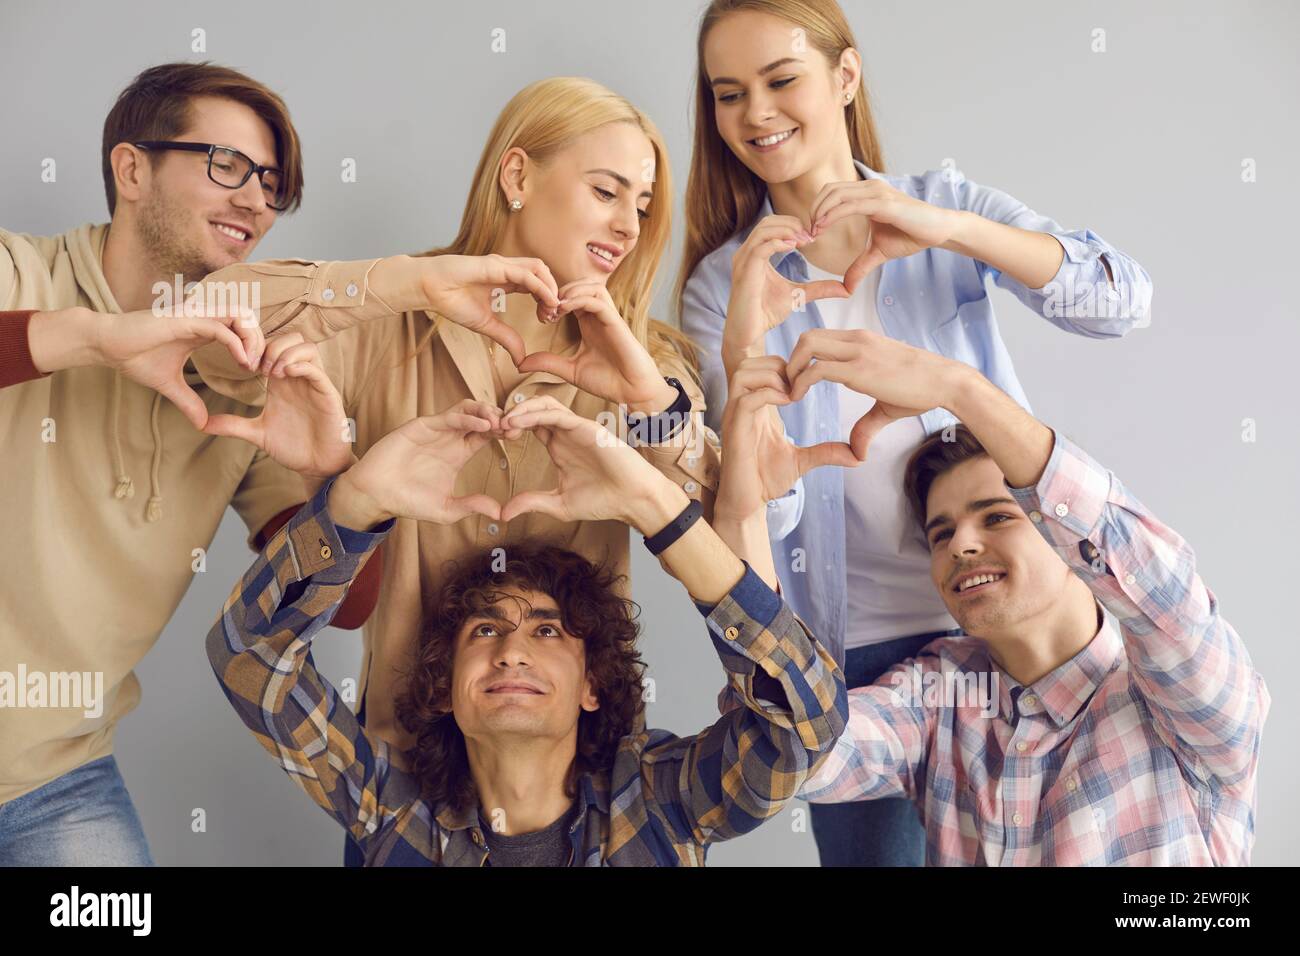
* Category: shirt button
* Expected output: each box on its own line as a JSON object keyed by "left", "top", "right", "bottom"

{"left": 1054, "top": 502, "right": 1069, "bottom": 518}
{"left": 1022, "top": 695, "right": 1038, "bottom": 707}
{"left": 471, "top": 830, "right": 484, "bottom": 846}
{"left": 319, "top": 544, "right": 332, "bottom": 559}
{"left": 345, "top": 282, "right": 358, "bottom": 298}
{"left": 322, "top": 287, "right": 335, "bottom": 302}
{"left": 883, "top": 295, "right": 894, "bottom": 306}
{"left": 1066, "top": 778, "right": 1078, "bottom": 793}
{"left": 683, "top": 480, "right": 698, "bottom": 494}
{"left": 498, "top": 458, "right": 508, "bottom": 470}
{"left": 487, "top": 523, "right": 499, "bottom": 536}
{"left": 1124, "top": 573, "right": 1136, "bottom": 585}
{"left": 1029, "top": 511, "right": 1042, "bottom": 523}
{"left": 1015, "top": 741, "right": 1027, "bottom": 753}
{"left": 767, "top": 500, "right": 778, "bottom": 509}
{"left": 724, "top": 626, "right": 739, "bottom": 640}
{"left": 512, "top": 393, "right": 525, "bottom": 404}
{"left": 1012, "top": 812, "right": 1023, "bottom": 825}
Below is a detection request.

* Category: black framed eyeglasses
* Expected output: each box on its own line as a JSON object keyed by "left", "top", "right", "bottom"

{"left": 133, "top": 141, "right": 291, "bottom": 211}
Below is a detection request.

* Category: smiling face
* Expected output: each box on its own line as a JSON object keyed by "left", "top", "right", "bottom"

{"left": 130, "top": 95, "right": 279, "bottom": 282}
{"left": 703, "top": 9, "right": 859, "bottom": 186}
{"left": 498, "top": 121, "right": 654, "bottom": 288}
{"left": 450, "top": 588, "right": 600, "bottom": 745}
{"left": 924, "top": 456, "right": 1076, "bottom": 638}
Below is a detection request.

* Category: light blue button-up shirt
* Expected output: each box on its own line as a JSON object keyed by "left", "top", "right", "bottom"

{"left": 680, "top": 161, "right": 1152, "bottom": 665}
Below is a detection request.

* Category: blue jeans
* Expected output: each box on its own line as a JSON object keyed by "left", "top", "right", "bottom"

{"left": 808, "top": 628, "right": 961, "bottom": 867}
{"left": 0, "top": 755, "right": 154, "bottom": 866}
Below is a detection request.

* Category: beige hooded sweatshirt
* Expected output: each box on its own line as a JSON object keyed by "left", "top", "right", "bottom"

{"left": 0, "top": 223, "right": 308, "bottom": 804}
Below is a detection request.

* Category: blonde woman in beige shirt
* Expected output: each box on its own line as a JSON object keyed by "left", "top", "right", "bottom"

{"left": 191, "top": 78, "right": 722, "bottom": 806}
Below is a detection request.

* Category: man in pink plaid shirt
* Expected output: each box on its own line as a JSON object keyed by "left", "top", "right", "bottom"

{"left": 750, "top": 325, "right": 1270, "bottom": 865}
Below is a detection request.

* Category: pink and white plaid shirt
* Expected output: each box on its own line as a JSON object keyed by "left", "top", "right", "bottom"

{"left": 799, "top": 432, "right": 1270, "bottom": 865}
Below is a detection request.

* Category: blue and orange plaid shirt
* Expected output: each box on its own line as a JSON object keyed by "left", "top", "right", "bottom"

{"left": 207, "top": 480, "right": 847, "bottom": 866}
{"left": 800, "top": 432, "right": 1270, "bottom": 865}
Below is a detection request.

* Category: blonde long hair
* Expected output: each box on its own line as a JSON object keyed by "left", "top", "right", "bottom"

{"left": 415, "top": 76, "right": 698, "bottom": 372}
{"left": 675, "top": 0, "right": 887, "bottom": 319}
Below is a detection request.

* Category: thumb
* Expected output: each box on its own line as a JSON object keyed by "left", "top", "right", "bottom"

{"left": 515, "top": 351, "right": 576, "bottom": 382}
{"left": 800, "top": 278, "right": 850, "bottom": 303}
{"left": 844, "top": 246, "right": 887, "bottom": 295}
{"left": 849, "top": 404, "right": 895, "bottom": 460}
{"left": 157, "top": 379, "right": 212, "bottom": 431}
{"left": 500, "top": 489, "right": 567, "bottom": 523}
{"left": 445, "top": 493, "right": 502, "bottom": 522}
{"left": 202, "top": 411, "right": 265, "bottom": 447}
{"left": 797, "top": 440, "right": 861, "bottom": 474}
{"left": 481, "top": 318, "right": 528, "bottom": 367}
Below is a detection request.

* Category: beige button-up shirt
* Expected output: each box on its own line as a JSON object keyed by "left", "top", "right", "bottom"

{"left": 192, "top": 256, "right": 720, "bottom": 754}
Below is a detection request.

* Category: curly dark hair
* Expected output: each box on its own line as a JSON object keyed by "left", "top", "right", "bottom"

{"left": 393, "top": 544, "right": 647, "bottom": 815}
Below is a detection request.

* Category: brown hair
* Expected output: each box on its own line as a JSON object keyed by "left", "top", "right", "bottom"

{"left": 903, "top": 424, "right": 990, "bottom": 531}
{"left": 393, "top": 544, "right": 647, "bottom": 814}
{"left": 101, "top": 61, "right": 304, "bottom": 216}
{"left": 675, "top": 0, "right": 887, "bottom": 320}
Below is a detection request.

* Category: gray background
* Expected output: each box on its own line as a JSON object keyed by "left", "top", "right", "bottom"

{"left": 1, "top": 0, "right": 1295, "bottom": 866}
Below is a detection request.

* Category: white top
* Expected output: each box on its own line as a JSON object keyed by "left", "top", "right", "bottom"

{"left": 803, "top": 261, "right": 958, "bottom": 649}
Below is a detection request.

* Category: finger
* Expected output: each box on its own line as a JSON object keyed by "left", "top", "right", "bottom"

{"left": 788, "top": 361, "right": 837, "bottom": 402}
{"left": 500, "top": 406, "right": 583, "bottom": 433}
{"left": 201, "top": 410, "right": 265, "bottom": 446}
{"left": 228, "top": 308, "right": 265, "bottom": 370}
{"left": 500, "top": 490, "right": 568, "bottom": 524}
{"left": 479, "top": 318, "right": 528, "bottom": 368}
{"left": 158, "top": 379, "right": 215, "bottom": 431}
{"left": 445, "top": 492, "right": 502, "bottom": 523}
{"left": 500, "top": 259, "right": 561, "bottom": 311}
{"left": 812, "top": 181, "right": 886, "bottom": 231}
{"left": 848, "top": 403, "right": 897, "bottom": 461}
{"left": 451, "top": 399, "right": 505, "bottom": 427}
{"left": 786, "top": 331, "right": 858, "bottom": 384}
{"left": 736, "top": 386, "right": 792, "bottom": 414}
{"left": 748, "top": 216, "right": 812, "bottom": 244}
{"left": 795, "top": 440, "right": 862, "bottom": 473}
{"left": 515, "top": 350, "right": 578, "bottom": 382}
{"left": 184, "top": 319, "right": 249, "bottom": 370}
{"left": 281, "top": 360, "right": 340, "bottom": 398}
{"left": 260, "top": 332, "right": 305, "bottom": 376}
{"left": 270, "top": 341, "right": 320, "bottom": 378}
{"left": 440, "top": 411, "right": 496, "bottom": 434}
{"left": 808, "top": 181, "right": 851, "bottom": 228}
{"left": 806, "top": 180, "right": 878, "bottom": 231}
{"left": 844, "top": 246, "right": 888, "bottom": 295}
{"left": 744, "top": 231, "right": 808, "bottom": 266}
{"left": 736, "top": 353, "right": 789, "bottom": 373}
{"left": 798, "top": 278, "right": 851, "bottom": 303}
{"left": 500, "top": 394, "right": 566, "bottom": 423}
{"left": 556, "top": 291, "right": 612, "bottom": 320}
{"left": 730, "top": 366, "right": 790, "bottom": 397}
{"left": 557, "top": 278, "right": 605, "bottom": 299}
{"left": 815, "top": 194, "right": 888, "bottom": 233}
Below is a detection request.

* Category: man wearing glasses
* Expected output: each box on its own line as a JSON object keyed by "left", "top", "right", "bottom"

{"left": 0, "top": 62, "right": 378, "bottom": 865}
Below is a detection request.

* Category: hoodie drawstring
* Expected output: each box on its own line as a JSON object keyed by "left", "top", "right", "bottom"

{"left": 109, "top": 370, "right": 165, "bottom": 522}
{"left": 110, "top": 372, "right": 134, "bottom": 500}
{"left": 146, "top": 392, "right": 164, "bottom": 522}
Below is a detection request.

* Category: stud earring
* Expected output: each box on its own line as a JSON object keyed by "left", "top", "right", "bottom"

{"left": 509, "top": 198, "right": 523, "bottom": 211}
{"left": 844, "top": 92, "right": 852, "bottom": 103}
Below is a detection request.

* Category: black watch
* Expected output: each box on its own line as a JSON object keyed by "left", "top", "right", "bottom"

{"left": 625, "top": 377, "right": 691, "bottom": 447}
{"left": 643, "top": 498, "right": 703, "bottom": 556}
